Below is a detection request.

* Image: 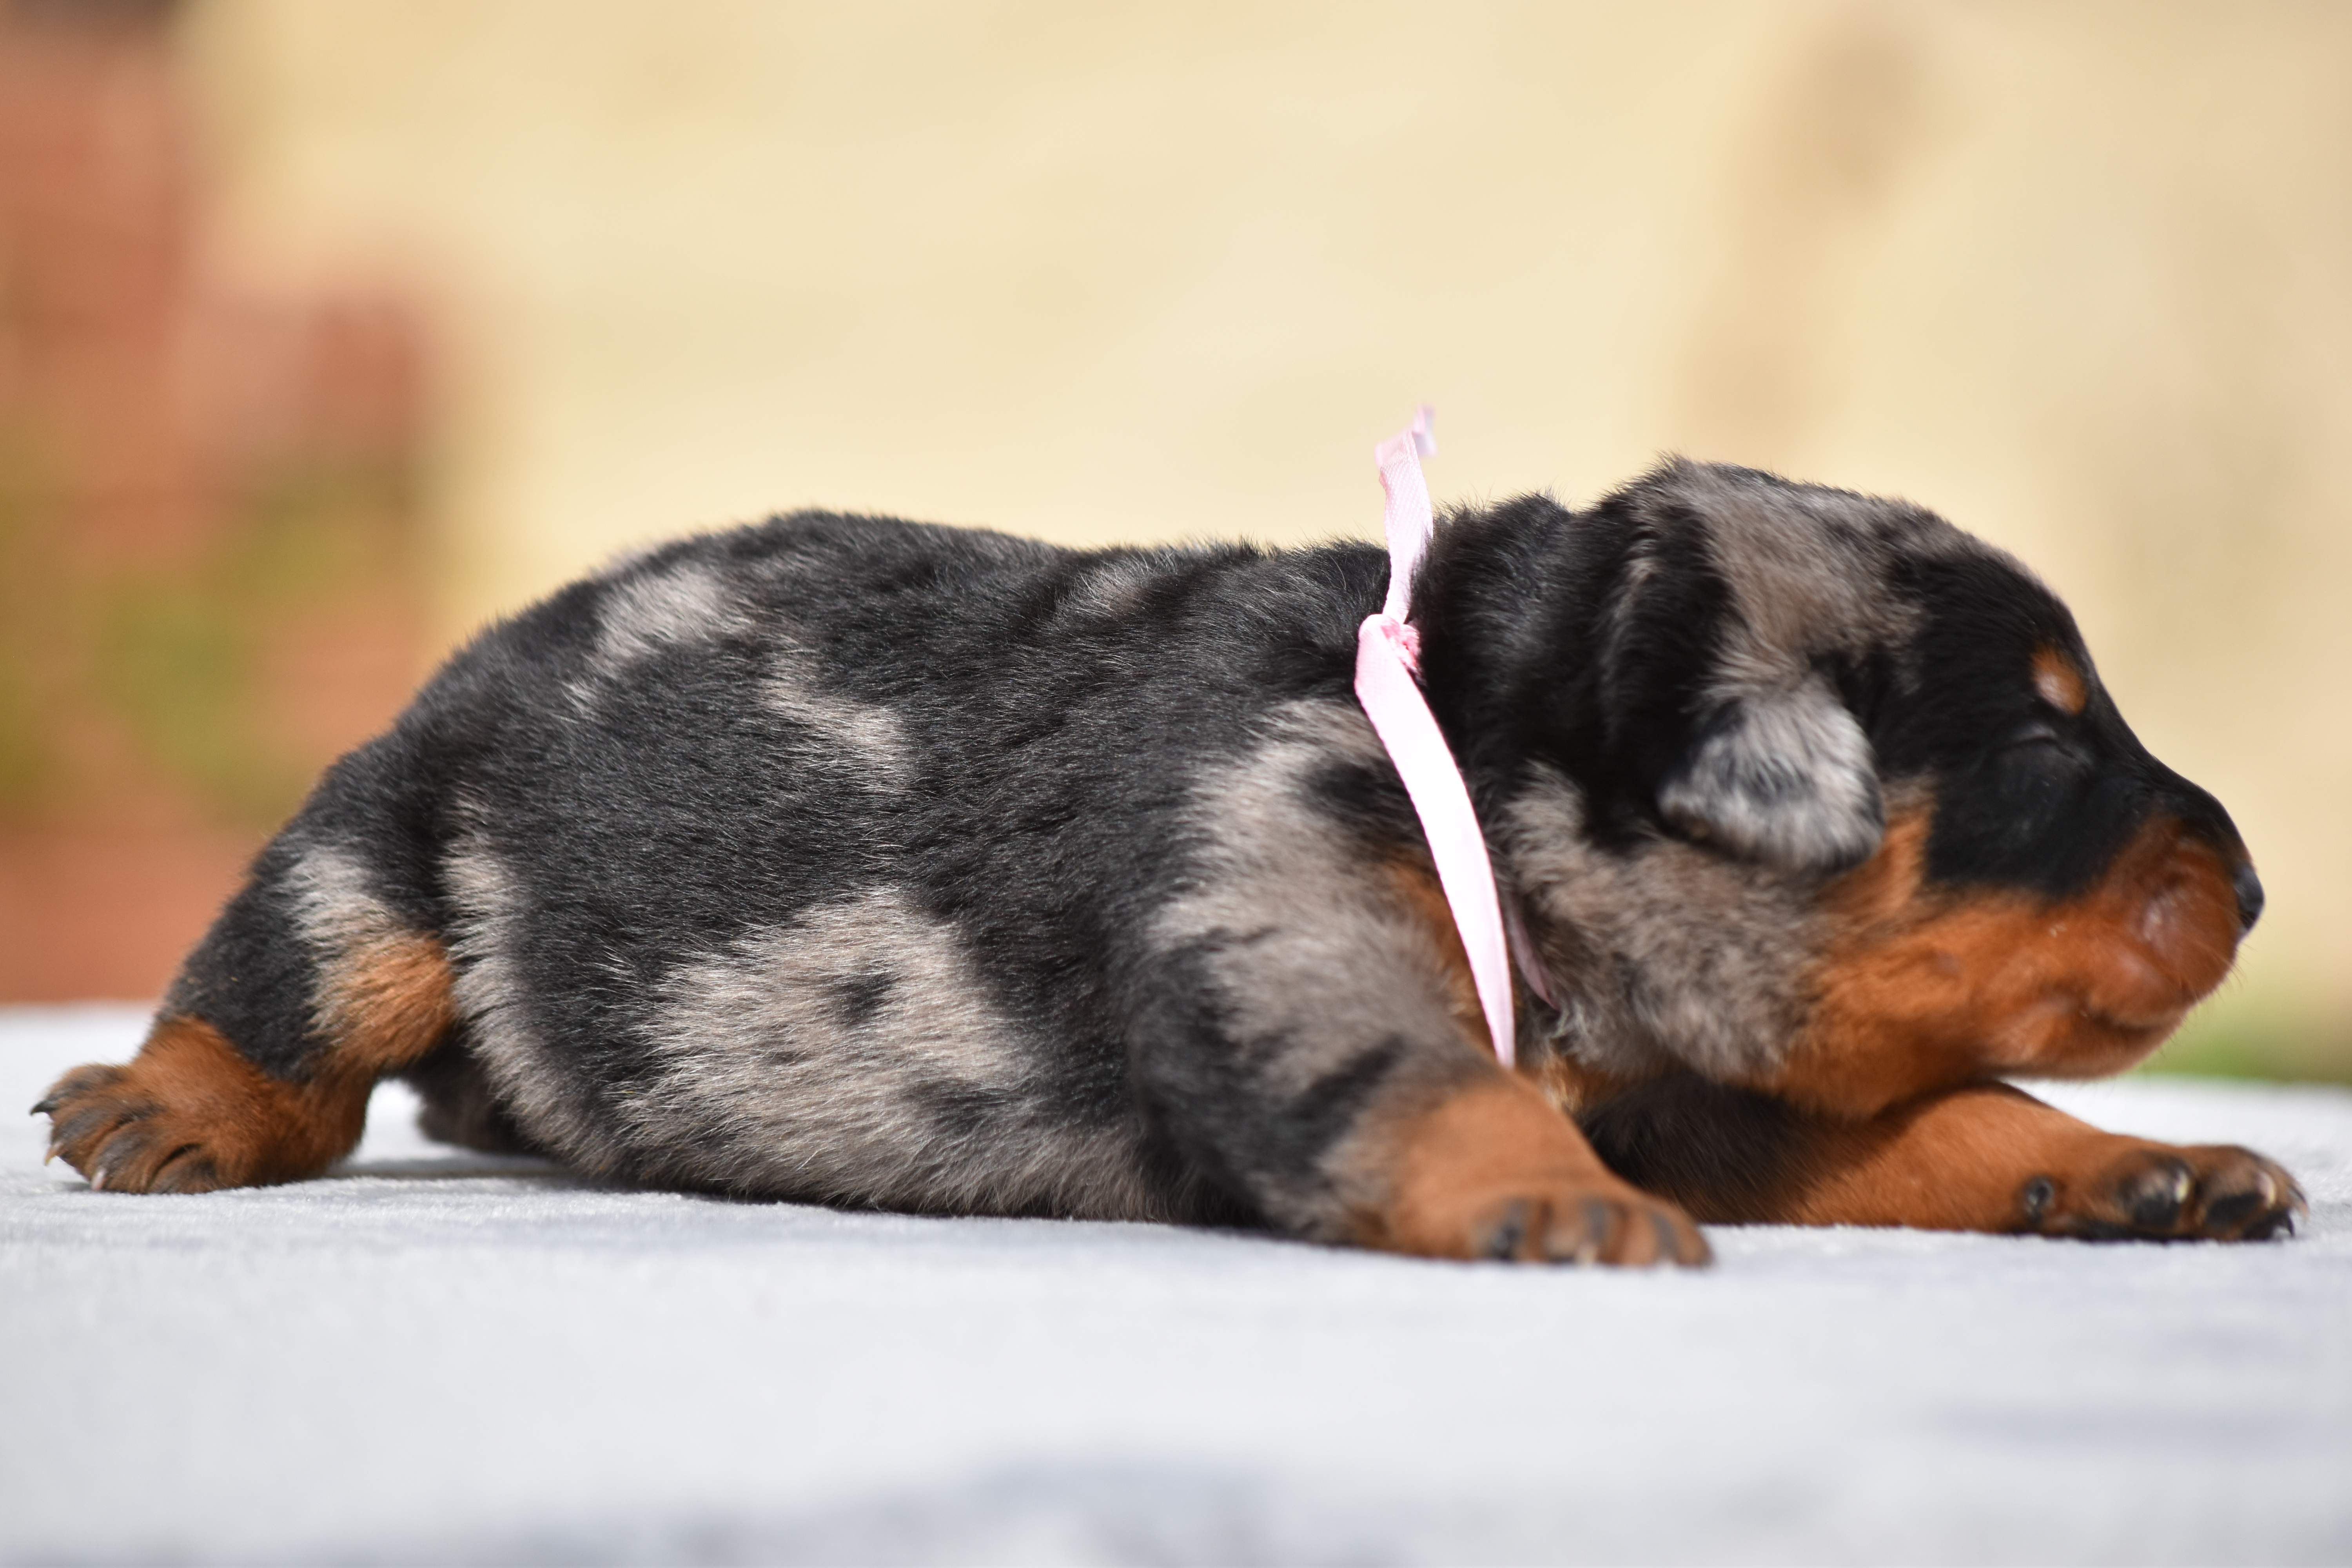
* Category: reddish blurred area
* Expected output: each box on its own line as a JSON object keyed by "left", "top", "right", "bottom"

{"left": 0, "top": 0, "right": 434, "bottom": 1000}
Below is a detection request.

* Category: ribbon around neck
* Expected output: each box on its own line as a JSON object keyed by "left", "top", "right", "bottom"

{"left": 1351, "top": 407, "right": 1523, "bottom": 1067}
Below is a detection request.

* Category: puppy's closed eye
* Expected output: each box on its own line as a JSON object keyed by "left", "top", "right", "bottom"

{"left": 1992, "top": 722, "right": 2089, "bottom": 778}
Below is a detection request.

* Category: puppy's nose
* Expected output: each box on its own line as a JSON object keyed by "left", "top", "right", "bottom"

{"left": 2232, "top": 862, "right": 2265, "bottom": 933}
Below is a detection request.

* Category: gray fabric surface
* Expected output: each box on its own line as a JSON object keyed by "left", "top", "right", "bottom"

{"left": 4, "top": 1004, "right": 2348, "bottom": 1566}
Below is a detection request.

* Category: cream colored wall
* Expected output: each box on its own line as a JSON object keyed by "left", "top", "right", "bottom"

{"left": 183, "top": 1, "right": 2352, "bottom": 1066}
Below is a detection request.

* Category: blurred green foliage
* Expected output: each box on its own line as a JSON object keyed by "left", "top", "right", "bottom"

{"left": 0, "top": 437, "right": 62, "bottom": 815}
{"left": 2143, "top": 1006, "right": 2352, "bottom": 1087}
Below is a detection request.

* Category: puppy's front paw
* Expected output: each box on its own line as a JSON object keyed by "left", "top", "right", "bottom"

{"left": 1468, "top": 1182, "right": 1712, "bottom": 1266}
{"left": 1362, "top": 1076, "right": 1711, "bottom": 1267}
{"left": 2020, "top": 1143, "right": 2305, "bottom": 1241}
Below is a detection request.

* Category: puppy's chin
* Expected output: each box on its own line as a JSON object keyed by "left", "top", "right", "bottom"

{"left": 1756, "top": 808, "right": 2245, "bottom": 1119}
{"left": 1993, "top": 1004, "right": 2181, "bottom": 1082}
{"left": 1762, "top": 1004, "right": 2190, "bottom": 1120}
{"left": 1987, "top": 997, "right": 2214, "bottom": 1083}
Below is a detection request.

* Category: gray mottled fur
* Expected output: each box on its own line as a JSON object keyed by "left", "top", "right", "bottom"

{"left": 628, "top": 887, "right": 1160, "bottom": 1216}
{"left": 441, "top": 826, "right": 613, "bottom": 1168}
{"left": 1497, "top": 771, "right": 1819, "bottom": 1083}
{"left": 765, "top": 640, "right": 914, "bottom": 786}
{"left": 1147, "top": 702, "right": 1493, "bottom": 1235}
{"left": 1657, "top": 672, "right": 1883, "bottom": 869}
{"left": 280, "top": 839, "right": 410, "bottom": 1038}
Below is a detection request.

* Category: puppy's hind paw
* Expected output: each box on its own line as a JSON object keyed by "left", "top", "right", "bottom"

{"left": 36, "top": 1059, "right": 231, "bottom": 1194}
{"left": 32, "top": 1017, "right": 363, "bottom": 1194}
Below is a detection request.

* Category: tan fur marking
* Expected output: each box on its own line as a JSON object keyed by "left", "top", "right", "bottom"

{"left": 1528, "top": 1052, "right": 1638, "bottom": 1121}
{"left": 1352, "top": 1075, "right": 1708, "bottom": 1264}
{"left": 1386, "top": 858, "right": 1490, "bottom": 1058}
{"left": 1769, "top": 806, "right": 2242, "bottom": 1116}
{"left": 318, "top": 932, "right": 459, "bottom": 1074}
{"left": 2032, "top": 645, "right": 2089, "bottom": 715}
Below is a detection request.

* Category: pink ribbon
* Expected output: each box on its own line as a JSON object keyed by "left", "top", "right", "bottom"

{"left": 1353, "top": 407, "right": 1523, "bottom": 1067}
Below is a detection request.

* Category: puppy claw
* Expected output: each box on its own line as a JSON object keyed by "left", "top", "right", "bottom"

{"left": 2202, "top": 1183, "right": 2268, "bottom": 1233}
{"left": 1480, "top": 1200, "right": 1532, "bottom": 1261}
{"left": 1576, "top": 1199, "right": 1612, "bottom": 1265}
{"left": 147, "top": 1149, "right": 214, "bottom": 1195}
{"left": 1528, "top": 1198, "right": 1608, "bottom": 1265}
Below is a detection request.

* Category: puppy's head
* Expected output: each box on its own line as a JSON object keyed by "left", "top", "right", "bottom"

{"left": 1496, "top": 459, "right": 2255, "bottom": 1115}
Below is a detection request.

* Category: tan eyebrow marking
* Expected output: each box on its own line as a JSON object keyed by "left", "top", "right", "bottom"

{"left": 2032, "top": 646, "right": 2089, "bottom": 715}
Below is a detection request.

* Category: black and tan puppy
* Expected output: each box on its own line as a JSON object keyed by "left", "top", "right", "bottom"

{"left": 36, "top": 459, "right": 2304, "bottom": 1265}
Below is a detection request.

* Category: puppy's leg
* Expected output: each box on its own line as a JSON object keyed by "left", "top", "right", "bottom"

{"left": 1138, "top": 726, "right": 1707, "bottom": 1265}
{"left": 1581, "top": 1075, "right": 2306, "bottom": 1241}
{"left": 402, "top": 1033, "right": 542, "bottom": 1157}
{"left": 1138, "top": 975, "right": 1707, "bottom": 1265}
{"left": 36, "top": 799, "right": 453, "bottom": 1193}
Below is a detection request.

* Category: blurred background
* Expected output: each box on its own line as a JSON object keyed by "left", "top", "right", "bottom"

{"left": 1, "top": 0, "right": 2345, "bottom": 1079}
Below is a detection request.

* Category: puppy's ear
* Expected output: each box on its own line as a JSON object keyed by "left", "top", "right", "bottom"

{"left": 1657, "top": 673, "right": 1884, "bottom": 872}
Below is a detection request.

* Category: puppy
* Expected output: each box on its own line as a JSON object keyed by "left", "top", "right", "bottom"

{"left": 36, "top": 458, "right": 2304, "bottom": 1265}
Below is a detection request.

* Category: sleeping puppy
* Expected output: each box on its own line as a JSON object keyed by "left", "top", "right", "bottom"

{"left": 35, "top": 458, "right": 2305, "bottom": 1265}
